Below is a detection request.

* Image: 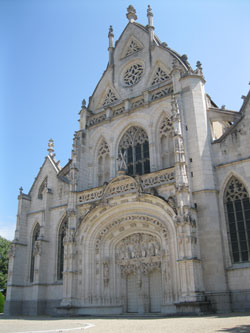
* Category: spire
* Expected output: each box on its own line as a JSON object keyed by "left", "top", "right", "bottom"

{"left": 126, "top": 5, "right": 137, "bottom": 23}
{"left": 47, "top": 138, "right": 55, "bottom": 156}
{"left": 108, "top": 25, "right": 114, "bottom": 66}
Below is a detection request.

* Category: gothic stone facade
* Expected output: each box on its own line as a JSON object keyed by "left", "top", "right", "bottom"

{"left": 5, "top": 6, "right": 250, "bottom": 316}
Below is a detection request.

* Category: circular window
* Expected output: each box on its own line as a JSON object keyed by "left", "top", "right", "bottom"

{"left": 123, "top": 63, "right": 144, "bottom": 86}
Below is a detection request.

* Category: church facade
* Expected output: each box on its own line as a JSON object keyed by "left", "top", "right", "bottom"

{"left": 5, "top": 6, "right": 250, "bottom": 316}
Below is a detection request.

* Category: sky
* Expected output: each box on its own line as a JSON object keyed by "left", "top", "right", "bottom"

{"left": 0, "top": 0, "right": 250, "bottom": 241}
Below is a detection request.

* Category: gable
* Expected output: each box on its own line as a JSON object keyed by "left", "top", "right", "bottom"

{"left": 28, "top": 155, "right": 60, "bottom": 198}
{"left": 150, "top": 65, "right": 170, "bottom": 87}
{"left": 120, "top": 35, "right": 144, "bottom": 59}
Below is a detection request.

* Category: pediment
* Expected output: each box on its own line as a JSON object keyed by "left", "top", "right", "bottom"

{"left": 150, "top": 62, "right": 171, "bottom": 87}
{"left": 99, "top": 86, "right": 120, "bottom": 108}
{"left": 120, "top": 35, "right": 144, "bottom": 59}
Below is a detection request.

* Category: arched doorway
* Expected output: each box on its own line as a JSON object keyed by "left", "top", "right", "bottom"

{"left": 117, "top": 233, "right": 162, "bottom": 313}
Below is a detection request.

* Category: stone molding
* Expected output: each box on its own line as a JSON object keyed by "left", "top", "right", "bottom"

{"left": 78, "top": 167, "right": 175, "bottom": 204}
{"left": 86, "top": 83, "right": 173, "bottom": 128}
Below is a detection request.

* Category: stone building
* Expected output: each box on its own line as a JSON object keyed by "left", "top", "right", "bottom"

{"left": 5, "top": 5, "right": 250, "bottom": 315}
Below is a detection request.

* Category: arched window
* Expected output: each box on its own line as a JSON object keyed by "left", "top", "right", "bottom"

{"left": 224, "top": 177, "right": 250, "bottom": 263}
{"left": 57, "top": 218, "right": 68, "bottom": 280}
{"left": 119, "top": 126, "right": 150, "bottom": 176}
{"left": 38, "top": 177, "right": 47, "bottom": 199}
{"left": 160, "top": 116, "right": 174, "bottom": 169}
{"left": 97, "top": 140, "right": 110, "bottom": 186}
{"left": 30, "top": 223, "right": 40, "bottom": 282}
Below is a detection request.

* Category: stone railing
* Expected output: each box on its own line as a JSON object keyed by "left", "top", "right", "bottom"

{"left": 86, "top": 84, "right": 173, "bottom": 128}
{"left": 87, "top": 111, "right": 106, "bottom": 127}
{"left": 140, "top": 167, "right": 175, "bottom": 189}
{"left": 77, "top": 167, "right": 175, "bottom": 205}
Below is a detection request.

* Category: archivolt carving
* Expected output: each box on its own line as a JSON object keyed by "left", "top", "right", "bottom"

{"left": 117, "top": 233, "right": 162, "bottom": 278}
{"left": 117, "top": 233, "right": 161, "bottom": 260}
{"left": 95, "top": 215, "right": 169, "bottom": 252}
{"left": 120, "top": 261, "right": 161, "bottom": 277}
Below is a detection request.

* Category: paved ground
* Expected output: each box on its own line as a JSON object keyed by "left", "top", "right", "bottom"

{"left": 0, "top": 313, "right": 250, "bottom": 333}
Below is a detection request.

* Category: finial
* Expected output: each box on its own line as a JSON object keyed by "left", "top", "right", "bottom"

{"left": 108, "top": 25, "right": 114, "bottom": 65}
{"left": 241, "top": 95, "right": 247, "bottom": 100}
{"left": 147, "top": 5, "right": 153, "bottom": 17}
{"left": 126, "top": 5, "right": 137, "bottom": 23}
{"left": 108, "top": 25, "right": 114, "bottom": 37}
{"left": 47, "top": 138, "right": 55, "bottom": 156}
{"left": 19, "top": 187, "right": 23, "bottom": 194}
{"left": 221, "top": 105, "right": 226, "bottom": 110}
{"left": 81, "top": 99, "right": 86, "bottom": 108}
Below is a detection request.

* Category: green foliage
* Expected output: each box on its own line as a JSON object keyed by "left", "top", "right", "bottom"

{"left": 0, "top": 291, "right": 4, "bottom": 313}
{"left": 0, "top": 236, "right": 11, "bottom": 292}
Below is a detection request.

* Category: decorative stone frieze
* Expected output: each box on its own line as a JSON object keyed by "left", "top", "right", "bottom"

{"left": 95, "top": 215, "right": 169, "bottom": 252}
{"left": 151, "top": 86, "right": 173, "bottom": 101}
{"left": 78, "top": 168, "right": 175, "bottom": 204}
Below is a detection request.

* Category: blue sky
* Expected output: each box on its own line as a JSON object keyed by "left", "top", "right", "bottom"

{"left": 0, "top": 0, "right": 250, "bottom": 240}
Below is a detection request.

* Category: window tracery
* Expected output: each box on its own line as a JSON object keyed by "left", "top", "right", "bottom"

{"left": 123, "top": 63, "right": 144, "bottom": 86}
{"left": 30, "top": 223, "right": 40, "bottom": 282}
{"left": 124, "top": 39, "right": 142, "bottom": 57}
{"left": 151, "top": 67, "right": 170, "bottom": 86}
{"left": 98, "top": 140, "right": 110, "bottom": 186}
{"left": 103, "top": 89, "right": 118, "bottom": 107}
{"left": 57, "top": 218, "right": 68, "bottom": 280}
{"left": 224, "top": 177, "right": 250, "bottom": 263}
{"left": 119, "top": 126, "right": 150, "bottom": 176}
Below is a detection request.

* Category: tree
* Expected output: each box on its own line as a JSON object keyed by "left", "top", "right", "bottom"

{"left": 0, "top": 236, "right": 11, "bottom": 292}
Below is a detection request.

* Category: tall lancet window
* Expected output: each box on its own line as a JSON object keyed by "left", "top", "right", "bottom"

{"left": 119, "top": 126, "right": 150, "bottom": 176}
{"left": 160, "top": 116, "right": 174, "bottom": 169}
{"left": 97, "top": 140, "right": 110, "bottom": 186}
{"left": 30, "top": 223, "right": 40, "bottom": 282}
{"left": 224, "top": 177, "right": 250, "bottom": 263}
{"left": 57, "top": 218, "right": 68, "bottom": 280}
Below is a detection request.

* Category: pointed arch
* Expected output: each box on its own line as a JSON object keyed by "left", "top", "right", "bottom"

{"left": 118, "top": 126, "right": 150, "bottom": 176}
{"left": 99, "top": 86, "right": 119, "bottom": 108}
{"left": 97, "top": 138, "right": 111, "bottom": 186}
{"left": 149, "top": 62, "right": 171, "bottom": 87}
{"left": 30, "top": 223, "right": 40, "bottom": 282}
{"left": 57, "top": 216, "right": 68, "bottom": 280}
{"left": 224, "top": 176, "right": 250, "bottom": 263}
{"left": 120, "top": 35, "right": 143, "bottom": 59}
{"left": 38, "top": 176, "right": 47, "bottom": 199}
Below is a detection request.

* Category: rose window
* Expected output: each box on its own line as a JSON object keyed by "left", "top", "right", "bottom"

{"left": 123, "top": 63, "right": 144, "bottom": 86}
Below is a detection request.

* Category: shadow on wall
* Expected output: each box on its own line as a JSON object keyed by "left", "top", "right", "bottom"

{"left": 219, "top": 325, "right": 250, "bottom": 332}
